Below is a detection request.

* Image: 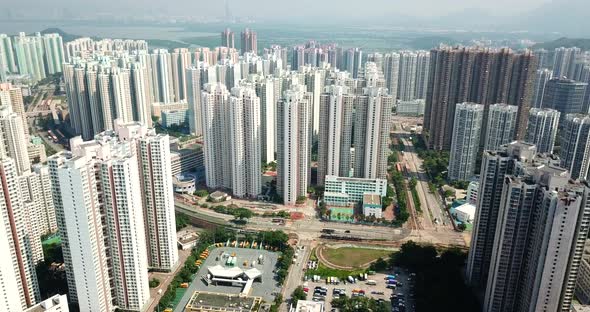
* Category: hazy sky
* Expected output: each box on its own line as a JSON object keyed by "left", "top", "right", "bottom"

{"left": 10, "top": 0, "right": 555, "bottom": 19}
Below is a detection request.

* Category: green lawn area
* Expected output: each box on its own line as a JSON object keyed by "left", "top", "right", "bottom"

{"left": 306, "top": 261, "right": 367, "bottom": 280}
{"left": 322, "top": 247, "right": 393, "bottom": 268}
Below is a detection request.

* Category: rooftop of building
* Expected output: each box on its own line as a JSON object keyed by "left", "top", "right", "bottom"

{"left": 185, "top": 291, "right": 262, "bottom": 312}
{"left": 363, "top": 193, "right": 381, "bottom": 205}
{"left": 325, "top": 175, "right": 386, "bottom": 183}
{"left": 292, "top": 300, "right": 325, "bottom": 312}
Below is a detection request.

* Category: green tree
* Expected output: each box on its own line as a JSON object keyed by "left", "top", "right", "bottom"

{"left": 194, "top": 189, "right": 209, "bottom": 197}
{"left": 296, "top": 195, "right": 307, "bottom": 204}
{"left": 233, "top": 208, "right": 254, "bottom": 220}
{"left": 176, "top": 212, "right": 189, "bottom": 230}
{"left": 149, "top": 278, "right": 161, "bottom": 288}
{"left": 291, "top": 286, "right": 307, "bottom": 305}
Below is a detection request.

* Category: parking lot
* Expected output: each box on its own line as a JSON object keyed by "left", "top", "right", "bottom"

{"left": 301, "top": 268, "right": 415, "bottom": 312}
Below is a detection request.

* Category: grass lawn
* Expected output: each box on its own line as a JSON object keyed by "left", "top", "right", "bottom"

{"left": 306, "top": 262, "right": 366, "bottom": 280}
{"left": 322, "top": 247, "right": 393, "bottom": 268}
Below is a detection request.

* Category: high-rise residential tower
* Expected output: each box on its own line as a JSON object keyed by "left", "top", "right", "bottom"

{"left": 0, "top": 34, "right": 17, "bottom": 73}
{"left": 353, "top": 66, "right": 394, "bottom": 180}
{"left": 317, "top": 85, "right": 355, "bottom": 184}
{"left": 221, "top": 28, "right": 235, "bottom": 49}
{"left": 553, "top": 46, "right": 581, "bottom": 79}
{"left": 277, "top": 85, "right": 310, "bottom": 205}
{"left": 559, "top": 114, "right": 590, "bottom": 180}
{"left": 424, "top": 47, "right": 537, "bottom": 150}
{"left": 531, "top": 68, "right": 552, "bottom": 108}
{"left": 186, "top": 66, "right": 202, "bottom": 136}
{"left": 398, "top": 51, "right": 418, "bottom": 101}
{"left": 382, "top": 53, "right": 400, "bottom": 99}
{"left": 119, "top": 123, "right": 179, "bottom": 272}
{"left": 240, "top": 28, "right": 258, "bottom": 55}
{"left": 541, "top": 78, "right": 587, "bottom": 122}
{"left": 228, "top": 85, "right": 262, "bottom": 198}
{"left": 484, "top": 103, "right": 518, "bottom": 151}
{"left": 42, "top": 33, "right": 65, "bottom": 74}
{"left": 0, "top": 158, "right": 41, "bottom": 309}
{"left": 448, "top": 103, "right": 484, "bottom": 181}
{"left": 0, "top": 105, "right": 31, "bottom": 174}
{"left": 414, "top": 50, "right": 430, "bottom": 99}
{"left": 13, "top": 32, "right": 46, "bottom": 82}
{"left": 467, "top": 142, "right": 538, "bottom": 290}
{"left": 480, "top": 152, "right": 590, "bottom": 312}
{"left": 524, "top": 108, "right": 560, "bottom": 154}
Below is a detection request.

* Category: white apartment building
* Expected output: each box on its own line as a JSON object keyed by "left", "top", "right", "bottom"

{"left": 525, "top": 108, "right": 560, "bottom": 153}
{"left": 277, "top": 85, "right": 311, "bottom": 205}
{"left": 484, "top": 103, "right": 518, "bottom": 151}
{"left": 228, "top": 85, "right": 262, "bottom": 198}
{"left": 448, "top": 103, "right": 484, "bottom": 181}
{"left": 0, "top": 158, "right": 41, "bottom": 309}
{"left": 317, "top": 85, "right": 354, "bottom": 185}
{"left": 0, "top": 104, "right": 31, "bottom": 174}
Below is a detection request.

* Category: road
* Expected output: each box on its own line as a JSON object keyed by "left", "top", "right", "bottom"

{"left": 281, "top": 240, "right": 314, "bottom": 310}
{"left": 392, "top": 117, "right": 452, "bottom": 231}
{"left": 145, "top": 248, "right": 192, "bottom": 312}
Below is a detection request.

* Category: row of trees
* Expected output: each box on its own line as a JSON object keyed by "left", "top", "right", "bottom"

{"left": 391, "top": 241, "right": 480, "bottom": 312}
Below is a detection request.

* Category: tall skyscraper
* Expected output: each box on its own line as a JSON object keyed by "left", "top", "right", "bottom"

{"left": 531, "top": 68, "right": 553, "bottom": 108}
{"left": 240, "top": 28, "right": 258, "bottom": 55}
{"left": 63, "top": 58, "right": 151, "bottom": 140}
{"left": 201, "top": 83, "right": 232, "bottom": 190}
{"left": 398, "top": 51, "right": 418, "bottom": 101}
{"left": 541, "top": 78, "right": 587, "bottom": 122}
{"left": 353, "top": 66, "right": 393, "bottom": 180}
{"left": 480, "top": 152, "right": 590, "bottom": 312}
{"left": 0, "top": 200, "right": 23, "bottom": 311}
{"left": 19, "top": 165, "right": 57, "bottom": 262}
{"left": 42, "top": 33, "right": 65, "bottom": 74}
{"left": 467, "top": 142, "right": 538, "bottom": 290}
{"left": 382, "top": 53, "right": 400, "bottom": 100}
{"left": 317, "top": 85, "right": 354, "bottom": 184}
{"left": 0, "top": 105, "right": 31, "bottom": 174}
{"left": 171, "top": 48, "right": 191, "bottom": 102}
{"left": 277, "top": 85, "right": 310, "bottom": 205}
{"left": 484, "top": 103, "right": 518, "bottom": 151}
{"left": 48, "top": 152, "right": 114, "bottom": 311}
{"left": 50, "top": 130, "right": 153, "bottom": 311}
{"left": 553, "top": 46, "right": 581, "bottom": 79}
{"left": 0, "top": 34, "right": 17, "bottom": 73}
{"left": 13, "top": 32, "right": 46, "bottom": 82}
{"left": 524, "top": 108, "right": 560, "bottom": 154}
{"left": 448, "top": 103, "right": 484, "bottom": 181}
{"left": 414, "top": 50, "right": 430, "bottom": 99}
{"left": 201, "top": 83, "right": 261, "bottom": 198}
{"left": 559, "top": 114, "right": 590, "bottom": 180}
{"left": 424, "top": 47, "right": 537, "bottom": 150}
{"left": 228, "top": 85, "right": 261, "bottom": 198}
{"left": 221, "top": 28, "right": 235, "bottom": 49}
{"left": 256, "top": 76, "right": 279, "bottom": 163}
{"left": 186, "top": 66, "right": 202, "bottom": 136}
{"left": 304, "top": 67, "right": 326, "bottom": 136}
{"left": 345, "top": 48, "right": 363, "bottom": 79}
{"left": 0, "top": 83, "right": 29, "bottom": 138}
{"left": 0, "top": 158, "right": 41, "bottom": 309}
{"left": 119, "top": 123, "right": 179, "bottom": 272}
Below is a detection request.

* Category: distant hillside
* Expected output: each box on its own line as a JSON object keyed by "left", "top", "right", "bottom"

{"left": 408, "top": 36, "right": 456, "bottom": 50}
{"left": 40, "top": 28, "right": 82, "bottom": 42}
{"left": 532, "top": 37, "right": 590, "bottom": 51}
